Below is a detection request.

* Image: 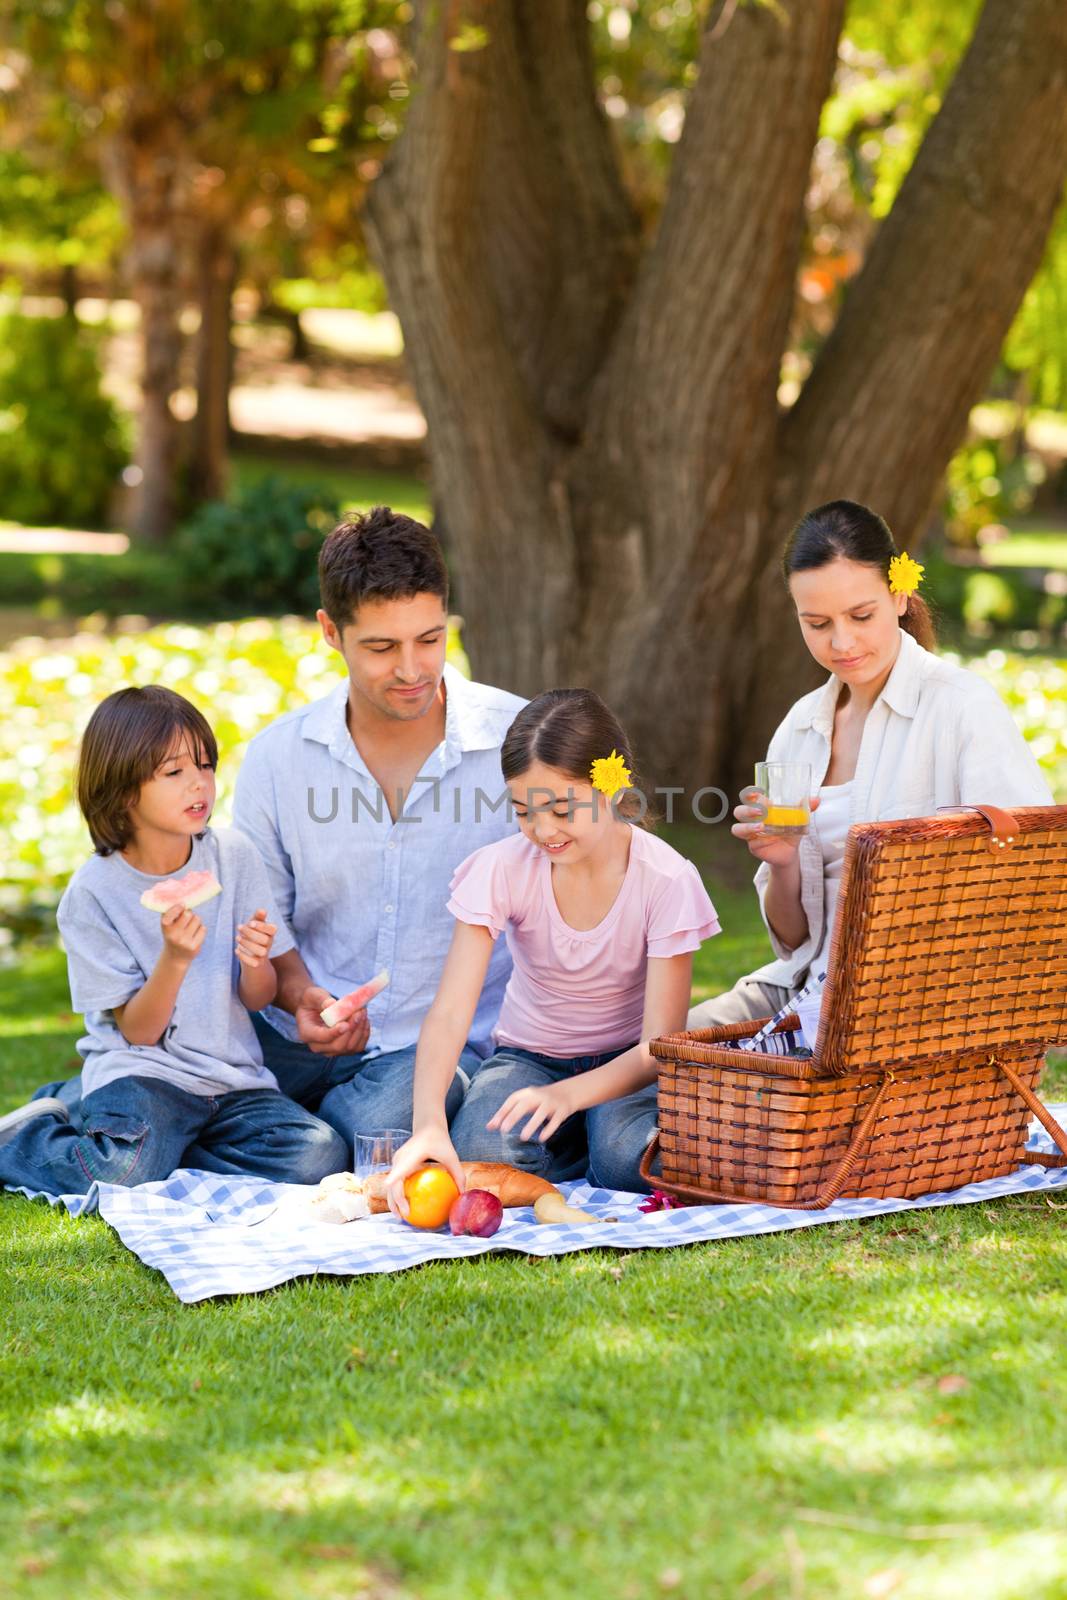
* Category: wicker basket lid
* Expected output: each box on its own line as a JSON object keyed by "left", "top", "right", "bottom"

{"left": 816, "top": 804, "right": 1067, "bottom": 1074}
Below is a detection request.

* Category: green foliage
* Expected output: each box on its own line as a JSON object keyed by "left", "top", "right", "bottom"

{"left": 173, "top": 476, "right": 341, "bottom": 615}
{"left": 943, "top": 436, "right": 1046, "bottom": 545}
{"left": 0, "top": 314, "right": 127, "bottom": 527}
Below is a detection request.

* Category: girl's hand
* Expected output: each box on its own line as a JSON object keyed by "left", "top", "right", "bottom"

{"left": 295, "top": 984, "right": 370, "bottom": 1056}
{"left": 385, "top": 1127, "right": 466, "bottom": 1218}
{"left": 235, "top": 908, "right": 276, "bottom": 970}
{"left": 732, "top": 787, "right": 820, "bottom": 867}
{"left": 487, "top": 1080, "right": 577, "bottom": 1143}
{"left": 160, "top": 904, "right": 206, "bottom": 966}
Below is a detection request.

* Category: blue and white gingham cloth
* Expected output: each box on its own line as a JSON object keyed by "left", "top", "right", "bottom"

{"left": 8, "top": 1105, "right": 1067, "bottom": 1304}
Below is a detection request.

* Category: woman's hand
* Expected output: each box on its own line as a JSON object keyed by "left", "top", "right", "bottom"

{"left": 160, "top": 904, "right": 206, "bottom": 966}
{"left": 295, "top": 983, "right": 371, "bottom": 1056}
{"left": 235, "top": 908, "right": 276, "bottom": 970}
{"left": 385, "top": 1127, "right": 466, "bottom": 1218}
{"left": 486, "top": 1079, "right": 577, "bottom": 1143}
{"left": 731, "top": 786, "right": 820, "bottom": 867}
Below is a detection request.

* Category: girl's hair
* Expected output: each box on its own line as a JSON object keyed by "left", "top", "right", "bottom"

{"left": 500, "top": 689, "right": 650, "bottom": 825}
{"left": 76, "top": 686, "right": 218, "bottom": 856}
{"left": 782, "top": 499, "right": 936, "bottom": 651}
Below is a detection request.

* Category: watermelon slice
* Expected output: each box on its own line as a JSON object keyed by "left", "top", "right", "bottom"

{"left": 320, "top": 969, "right": 390, "bottom": 1028}
{"left": 140, "top": 869, "right": 222, "bottom": 913}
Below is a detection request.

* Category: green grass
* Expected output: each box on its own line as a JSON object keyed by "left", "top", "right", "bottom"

{"left": 3, "top": 832, "right": 1067, "bottom": 1600}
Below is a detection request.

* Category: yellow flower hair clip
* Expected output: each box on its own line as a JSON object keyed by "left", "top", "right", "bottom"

{"left": 590, "top": 749, "right": 632, "bottom": 801}
{"left": 887, "top": 551, "right": 925, "bottom": 596}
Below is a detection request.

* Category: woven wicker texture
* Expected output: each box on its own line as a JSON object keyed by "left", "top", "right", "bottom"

{"left": 647, "top": 805, "right": 1067, "bottom": 1207}
{"left": 818, "top": 805, "right": 1067, "bottom": 1074}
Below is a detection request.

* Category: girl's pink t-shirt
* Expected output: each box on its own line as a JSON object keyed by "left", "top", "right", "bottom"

{"left": 447, "top": 827, "right": 720, "bottom": 1057}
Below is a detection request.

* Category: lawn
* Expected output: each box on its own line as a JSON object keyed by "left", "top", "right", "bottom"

{"left": 3, "top": 824, "right": 1067, "bottom": 1600}
{"left": 2, "top": 604, "right": 1067, "bottom": 1598}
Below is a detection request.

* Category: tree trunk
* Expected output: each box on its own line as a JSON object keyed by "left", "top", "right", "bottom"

{"left": 190, "top": 216, "right": 237, "bottom": 505}
{"left": 368, "top": 0, "right": 1067, "bottom": 793}
{"left": 102, "top": 123, "right": 188, "bottom": 543}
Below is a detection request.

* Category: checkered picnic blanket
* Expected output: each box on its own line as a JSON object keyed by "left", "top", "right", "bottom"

{"left": 9, "top": 1106, "right": 1067, "bottom": 1304}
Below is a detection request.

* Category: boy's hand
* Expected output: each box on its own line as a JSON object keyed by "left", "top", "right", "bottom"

{"left": 160, "top": 904, "right": 206, "bottom": 966}
{"left": 295, "top": 984, "right": 371, "bottom": 1056}
{"left": 235, "top": 908, "right": 277, "bottom": 970}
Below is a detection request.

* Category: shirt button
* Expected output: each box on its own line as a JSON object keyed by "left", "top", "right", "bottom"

{"left": 385, "top": 904, "right": 395, "bottom": 914}
{"left": 388, "top": 840, "right": 397, "bottom": 850}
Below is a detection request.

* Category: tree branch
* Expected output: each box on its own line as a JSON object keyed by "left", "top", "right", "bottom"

{"left": 592, "top": 0, "right": 846, "bottom": 527}
{"left": 779, "top": 0, "right": 1067, "bottom": 537}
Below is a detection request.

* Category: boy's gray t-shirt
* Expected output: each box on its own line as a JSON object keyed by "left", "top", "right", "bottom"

{"left": 57, "top": 827, "right": 295, "bottom": 1098}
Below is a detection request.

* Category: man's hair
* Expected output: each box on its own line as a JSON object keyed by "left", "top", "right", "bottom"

{"left": 318, "top": 506, "right": 449, "bottom": 631}
{"left": 76, "top": 686, "right": 218, "bottom": 856}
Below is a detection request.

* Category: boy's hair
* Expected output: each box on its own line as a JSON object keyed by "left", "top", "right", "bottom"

{"left": 318, "top": 506, "right": 449, "bottom": 632}
{"left": 500, "top": 688, "right": 651, "bottom": 826}
{"left": 76, "top": 686, "right": 218, "bottom": 856}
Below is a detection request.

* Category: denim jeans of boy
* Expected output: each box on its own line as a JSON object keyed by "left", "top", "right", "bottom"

{"left": 449, "top": 1044, "right": 643, "bottom": 1185}
{"left": 0, "top": 1075, "right": 347, "bottom": 1196}
{"left": 251, "top": 1014, "right": 477, "bottom": 1158}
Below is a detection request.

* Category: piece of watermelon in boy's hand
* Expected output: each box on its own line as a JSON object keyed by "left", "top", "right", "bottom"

{"left": 235, "top": 908, "right": 277, "bottom": 970}
{"left": 320, "top": 970, "right": 390, "bottom": 1028}
{"left": 140, "top": 869, "right": 222, "bottom": 913}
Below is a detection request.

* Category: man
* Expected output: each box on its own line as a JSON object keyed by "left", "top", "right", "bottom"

{"left": 232, "top": 506, "right": 525, "bottom": 1147}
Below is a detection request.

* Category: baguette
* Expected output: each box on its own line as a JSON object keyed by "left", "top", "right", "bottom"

{"left": 343, "top": 1161, "right": 604, "bottom": 1225}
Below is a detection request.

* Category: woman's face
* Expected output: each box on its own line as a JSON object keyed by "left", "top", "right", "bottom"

{"left": 788, "top": 557, "right": 907, "bottom": 689}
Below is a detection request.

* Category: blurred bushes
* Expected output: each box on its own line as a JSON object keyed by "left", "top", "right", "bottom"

{"left": 173, "top": 475, "right": 341, "bottom": 614}
{"left": 0, "top": 475, "right": 342, "bottom": 620}
{"left": 0, "top": 313, "right": 127, "bottom": 526}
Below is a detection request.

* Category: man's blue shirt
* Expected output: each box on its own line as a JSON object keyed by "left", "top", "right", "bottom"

{"left": 232, "top": 663, "right": 524, "bottom": 1057}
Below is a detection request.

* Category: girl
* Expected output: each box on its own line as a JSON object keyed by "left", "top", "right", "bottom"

{"left": 0, "top": 686, "right": 347, "bottom": 1195}
{"left": 386, "top": 689, "right": 720, "bottom": 1208}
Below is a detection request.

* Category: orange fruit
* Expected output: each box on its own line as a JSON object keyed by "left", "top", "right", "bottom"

{"left": 403, "top": 1166, "right": 461, "bottom": 1230}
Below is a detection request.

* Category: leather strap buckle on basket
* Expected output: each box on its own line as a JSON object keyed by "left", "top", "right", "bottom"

{"left": 645, "top": 804, "right": 1067, "bottom": 1210}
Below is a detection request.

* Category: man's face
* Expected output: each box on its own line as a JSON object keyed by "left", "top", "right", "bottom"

{"left": 318, "top": 593, "right": 449, "bottom": 723}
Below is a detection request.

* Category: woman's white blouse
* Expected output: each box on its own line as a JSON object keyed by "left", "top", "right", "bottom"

{"left": 752, "top": 628, "right": 1054, "bottom": 988}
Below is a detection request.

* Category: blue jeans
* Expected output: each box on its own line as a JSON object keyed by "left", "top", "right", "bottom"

{"left": 251, "top": 1014, "right": 476, "bottom": 1158}
{"left": 0, "top": 1075, "right": 348, "bottom": 1197}
{"left": 586, "top": 1083, "right": 659, "bottom": 1193}
{"left": 449, "top": 1045, "right": 642, "bottom": 1185}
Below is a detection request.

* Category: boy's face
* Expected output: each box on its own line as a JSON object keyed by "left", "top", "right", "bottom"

{"left": 128, "top": 736, "right": 217, "bottom": 843}
{"left": 318, "top": 593, "right": 449, "bottom": 724}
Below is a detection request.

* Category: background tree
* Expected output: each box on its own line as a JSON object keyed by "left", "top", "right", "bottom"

{"left": 365, "top": 0, "right": 1067, "bottom": 787}
{"left": 3, "top": 0, "right": 368, "bottom": 537}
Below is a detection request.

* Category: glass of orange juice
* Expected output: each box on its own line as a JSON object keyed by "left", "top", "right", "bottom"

{"left": 754, "top": 762, "right": 812, "bottom": 837}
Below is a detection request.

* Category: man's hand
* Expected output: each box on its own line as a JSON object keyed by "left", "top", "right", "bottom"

{"left": 385, "top": 1127, "right": 466, "bottom": 1219}
{"left": 486, "top": 1079, "right": 577, "bottom": 1144}
{"left": 160, "top": 904, "right": 206, "bottom": 966}
{"left": 235, "top": 908, "right": 276, "bottom": 971}
{"left": 295, "top": 983, "right": 370, "bottom": 1056}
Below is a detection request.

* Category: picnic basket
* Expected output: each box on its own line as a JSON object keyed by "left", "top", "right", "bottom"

{"left": 642, "top": 804, "right": 1067, "bottom": 1209}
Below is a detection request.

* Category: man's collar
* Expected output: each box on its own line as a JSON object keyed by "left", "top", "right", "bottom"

{"left": 441, "top": 662, "right": 508, "bottom": 755}
{"left": 301, "top": 663, "right": 502, "bottom": 769}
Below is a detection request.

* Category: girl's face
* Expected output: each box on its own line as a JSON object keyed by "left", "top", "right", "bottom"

{"left": 127, "top": 734, "right": 217, "bottom": 846}
{"left": 508, "top": 760, "right": 621, "bottom": 865}
{"left": 788, "top": 557, "right": 907, "bottom": 688}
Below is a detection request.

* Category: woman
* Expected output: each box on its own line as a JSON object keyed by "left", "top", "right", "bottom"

{"left": 590, "top": 498, "right": 1054, "bottom": 1192}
